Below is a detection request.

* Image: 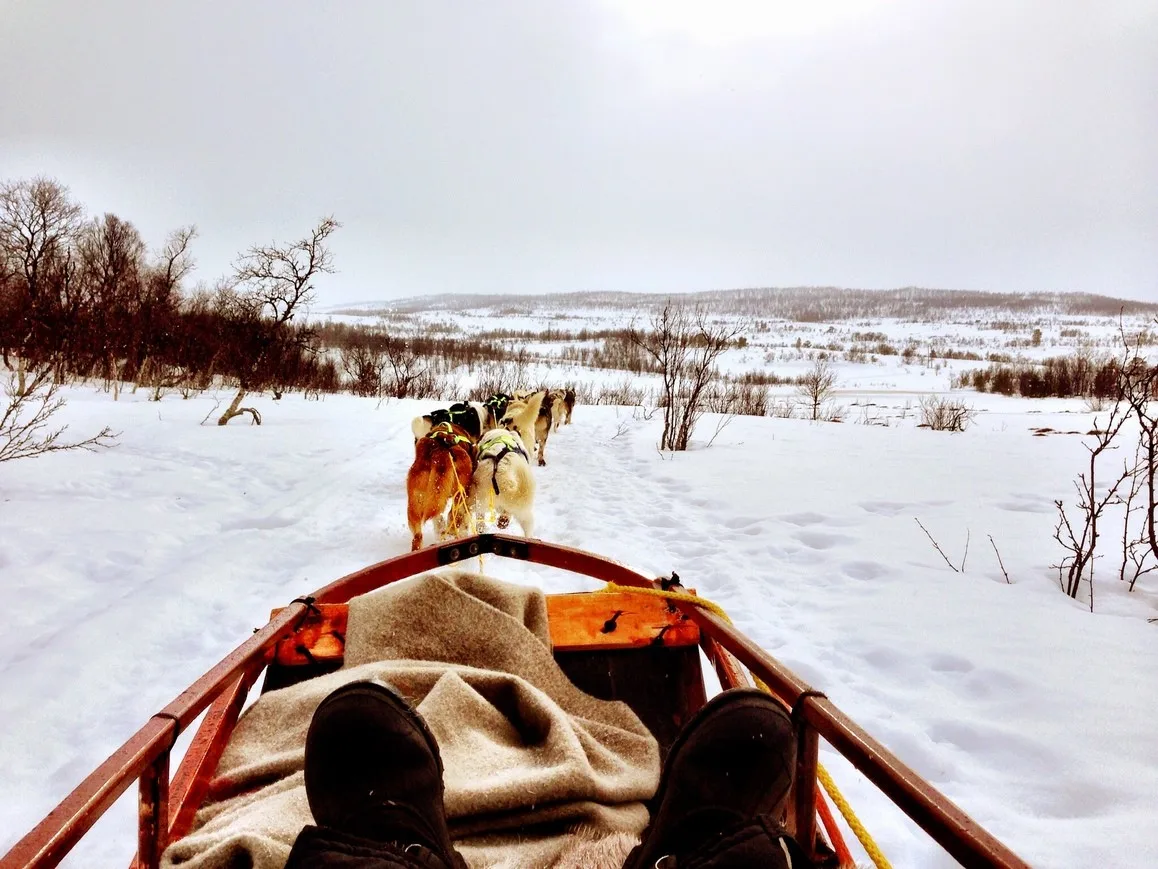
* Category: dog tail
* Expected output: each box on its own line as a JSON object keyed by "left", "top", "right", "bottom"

{"left": 510, "top": 390, "right": 545, "bottom": 452}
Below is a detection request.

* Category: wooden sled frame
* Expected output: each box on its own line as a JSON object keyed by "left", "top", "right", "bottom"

{"left": 1, "top": 534, "right": 1030, "bottom": 869}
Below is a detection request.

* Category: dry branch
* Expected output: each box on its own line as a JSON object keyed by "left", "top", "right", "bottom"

{"left": 1, "top": 367, "right": 116, "bottom": 462}
{"left": 914, "top": 518, "right": 960, "bottom": 573}
{"left": 988, "top": 535, "right": 1011, "bottom": 584}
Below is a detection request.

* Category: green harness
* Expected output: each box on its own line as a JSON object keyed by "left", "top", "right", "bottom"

{"left": 477, "top": 430, "right": 528, "bottom": 494}
{"left": 425, "top": 422, "right": 475, "bottom": 451}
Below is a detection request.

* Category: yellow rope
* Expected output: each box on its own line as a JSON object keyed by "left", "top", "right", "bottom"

{"left": 816, "top": 764, "right": 893, "bottom": 869}
{"left": 599, "top": 582, "right": 893, "bottom": 869}
{"left": 445, "top": 456, "right": 486, "bottom": 572}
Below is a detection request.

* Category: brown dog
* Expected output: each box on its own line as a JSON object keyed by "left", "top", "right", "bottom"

{"left": 563, "top": 387, "right": 576, "bottom": 425}
{"left": 406, "top": 422, "right": 477, "bottom": 550}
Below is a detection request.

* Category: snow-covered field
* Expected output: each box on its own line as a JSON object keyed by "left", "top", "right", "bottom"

{"left": 3, "top": 315, "right": 1158, "bottom": 867}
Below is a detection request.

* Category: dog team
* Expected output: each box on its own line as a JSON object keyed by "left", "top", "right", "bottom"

{"left": 406, "top": 388, "right": 576, "bottom": 550}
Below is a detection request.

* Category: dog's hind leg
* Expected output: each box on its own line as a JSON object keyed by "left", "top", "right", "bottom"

{"left": 407, "top": 505, "right": 425, "bottom": 551}
{"left": 510, "top": 505, "right": 534, "bottom": 538}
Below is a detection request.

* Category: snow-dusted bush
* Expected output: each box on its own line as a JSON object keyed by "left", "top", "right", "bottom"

{"left": 919, "top": 396, "right": 977, "bottom": 432}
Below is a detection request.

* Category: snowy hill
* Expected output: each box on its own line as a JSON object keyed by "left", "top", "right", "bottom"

{"left": 325, "top": 286, "right": 1158, "bottom": 320}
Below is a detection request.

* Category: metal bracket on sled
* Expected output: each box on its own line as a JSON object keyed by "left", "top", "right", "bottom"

{"left": 437, "top": 534, "right": 530, "bottom": 566}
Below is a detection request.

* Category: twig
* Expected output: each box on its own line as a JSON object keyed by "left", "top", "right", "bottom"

{"left": 988, "top": 535, "right": 1011, "bottom": 584}
{"left": 199, "top": 397, "right": 223, "bottom": 426}
{"left": 959, "top": 528, "right": 970, "bottom": 573}
{"left": 915, "top": 518, "right": 960, "bottom": 573}
{"left": 705, "top": 412, "right": 736, "bottom": 448}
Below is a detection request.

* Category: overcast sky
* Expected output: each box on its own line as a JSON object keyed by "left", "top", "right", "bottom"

{"left": 1, "top": 0, "right": 1154, "bottom": 306}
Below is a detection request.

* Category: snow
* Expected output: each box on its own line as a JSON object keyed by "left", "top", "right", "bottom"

{"left": 2, "top": 359, "right": 1157, "bottom": 866}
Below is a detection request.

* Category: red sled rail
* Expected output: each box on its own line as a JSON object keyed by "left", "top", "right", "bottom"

{"left": 0, "top": 534, "right": 1031, "bottom": 869}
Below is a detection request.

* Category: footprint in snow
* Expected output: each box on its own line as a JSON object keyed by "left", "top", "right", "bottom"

{"left": 794, "top": 529, "right": 856, "bottom": 551}
{"left": 926, "top": 653, "right": 973, "bottom": 674}
{"left": 926, "top": 720, "right": 1056, "bottom": 771}
{"left": 724, "top": 516, "right": 763, "bottom": 530}
{"left": 859, "top": 645, "right": 912, "bottom": 672}
{"left": 858, "top": 501, "right": 908, "bottom": 516}
{"left": 780, "top": 511, "right": 827, "bottom": 527}
{"left": 643, "top": 512, "right": 679, "bottom": 529}
{"left": 995, "top": 500, "right": 1052, "bottom": 514}
{"left": 842, "top": 561, "right": 888, "bottom": 581}
{"left": 219, "top": 513, "right": 298, "bottom": 532}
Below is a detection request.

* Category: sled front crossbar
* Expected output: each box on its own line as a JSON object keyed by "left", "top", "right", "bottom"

{"left": 0, "top": 534, "right": 1031, "bottom": 869}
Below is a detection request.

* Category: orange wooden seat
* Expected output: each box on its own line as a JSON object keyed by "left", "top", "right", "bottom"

{"left": 271, "top": 590, "right": 700, "bottom": 667}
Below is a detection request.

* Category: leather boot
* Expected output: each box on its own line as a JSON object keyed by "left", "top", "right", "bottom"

{"left": 304, "top": 679, "right": 466, "bottom": 869}
{"left": 622, "top": 688, "right": 797, "bottom": 869}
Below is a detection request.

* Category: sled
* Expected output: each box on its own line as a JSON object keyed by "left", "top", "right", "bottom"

{"left": 1, "top": 535, "right": 1030, "bottom": 869}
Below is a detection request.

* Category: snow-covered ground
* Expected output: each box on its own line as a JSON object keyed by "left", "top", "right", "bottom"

{"left": 3, "top": 363, "right": 1158, "bottom": 866}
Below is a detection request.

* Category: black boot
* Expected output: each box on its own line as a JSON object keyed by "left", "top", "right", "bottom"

{"left": 304, "top": 680, "right": 466, "bottom": 869}
{"left": 622, "top": 689, "right": 798, "bottom": 869}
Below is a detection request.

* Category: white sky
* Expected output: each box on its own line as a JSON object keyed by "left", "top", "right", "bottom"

{"left": 1, "top": 0, "right": 1155, "bottom": 305}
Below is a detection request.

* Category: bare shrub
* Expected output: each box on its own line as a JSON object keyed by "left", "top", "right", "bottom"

{"left": 469, "top": 359, "right": 534, "bottom": 401}
{"left": 597, "top": 376, "right": 650, "bottom": 407}
{"left": 769, "top": 397, "right": 796, "bottom": 418}
{"left": 706, "top": 380, "right": 768, "bottom": 416}
{"left": 1046, "top": 321, "right": 1158, "bottom": 604}
{"left": 919, "top": 396, "right": 977, "bottom": 432}
{"left": 855, "top": 402, "right": 889, "bottom": 427}
{"left": 340, "top": 345, "right": 384, "bottom": 397}
{"left": 1052, "top": 399, "right": 1132, "bottom": 604}
{"left": 963, "top": 351, "right": 1122, "bottom": 399}
{"left": 627, "top": 302, "right": 743, "bottom": 450}
{"left": 795, "top": 358, "right": 838, "bottom": 421}
{"left": 1115, "top": 323, "right": 1158, "bottom": 590}
{"left": 1, "top": 367, "right": 116, "bottom": 462}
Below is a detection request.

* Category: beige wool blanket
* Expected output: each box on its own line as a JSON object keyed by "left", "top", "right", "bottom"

{"left": 161, "top": 570, "right": 660, "bottom": 869}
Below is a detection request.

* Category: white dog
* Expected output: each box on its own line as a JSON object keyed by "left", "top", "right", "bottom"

{"left": 499, "top": 390, "right": 546, "bottom": 457}
{"left": 470, "top": 428, "right": 536, "bottom": 537}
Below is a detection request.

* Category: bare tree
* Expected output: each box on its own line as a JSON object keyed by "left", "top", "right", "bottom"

{"left": 135, "top": 226, "right": 198, "bottom": 396}
{"left": 218, "top": 217, "right": 340, "bottom": 424}
{"left": 1111, "top": 319, "right": 1158, "bottom": 589}
{"left": 1117, "top": 441, "right": 1158, "bottom": 591}
{"left": 1052, "top": 399, "right": 1132, "bottom": 604}
{"left": 1, "top": 366, "right": 116, "bottom": 463}
{"left": 795, "top": 358, "right": 838, "bottom": 421}
{"left": 77, "top": 213, "right": 147, "bottom": 390}
{"left": 627, "top": 302, "right": 743, "bottom": 451}
{"left": 0, "top": 177, "right": 84, "bottom": 387}
{"left": 233, "top": 216, "right": 340, "bottom": 326}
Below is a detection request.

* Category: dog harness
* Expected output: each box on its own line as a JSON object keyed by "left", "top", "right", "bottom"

{"left": 428, "top": 402, "right": 481, "bottom": 439}
{"left": 476, "top": 430, "right": 527, "bottom": 495}
{"left": 424, "top": 421, "right": 475, "bottom": 453}
{"left": 483, "top": 393, "right": 512, "bottom": 424}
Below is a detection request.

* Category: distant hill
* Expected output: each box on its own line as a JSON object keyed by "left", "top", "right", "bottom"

{"left": 328, "top": 287, "right": 1158, "bottom": 321}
